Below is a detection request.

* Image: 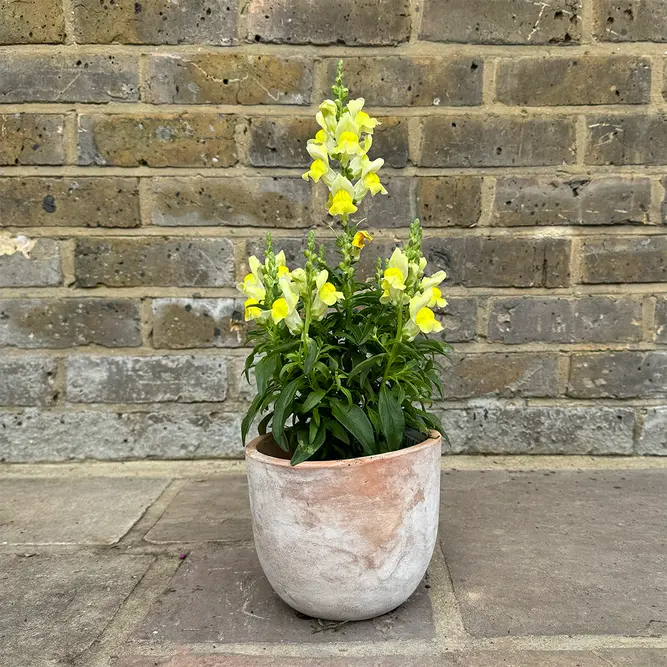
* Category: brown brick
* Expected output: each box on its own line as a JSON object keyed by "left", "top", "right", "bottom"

{"left": 580, "top": 237, "right": 667, "bottom": 284}
{"left": 417, "top": 177, "right": 482, "bottom": 227}
{"left": 419, "top": 116, "right": 576, "bottom": 167}
{"left": 67, "top": 355, "right": 228, "bottom": 403}
{"left": 594, "top": 0, "right": 667, "bottom": 42}
{"left": 146, "top": 54, "right": 312, "bottom": 105}
{"left": 493, "top": 176, "right": 651, "bottom": 226}
{"left": 422, "top": 237, "right": 571, "bottom": 288}
{"left": 248, "top": 117, "right": 314, "bottom": 168}
{"left": 0, "top": 409, "right": 246, "bottom": 460}
{"left": 655, "top": 297, "right": 667, "bottom": 343}
{"left": 421, "top": 0, "right": 581, "bottom": 45}
{"left": 75, "top": 238, "right": 235, "bottom": 288}
{"left": 0, "top": 178, "right": 140, "bottom": 229}
{"left": 437, "top": 297, "right": 478, "bottom": 343}
{"left": 586, "top": 114, "right": 667, "bottom": 165}
{"left": 569, "top": 351, "right": 667, "bottom": 398}
{"left": 325, "top": 57, "right": 483, "bottom": 107}
{"left": 152, "top": 298, "right": 246, "bottom": 348}
{"left": 0, "top": 299, "right": 142, "bottom": 348}
{"left": 0, "top": 0, "right": 64, "bottom": 44}
{"left": 352, "top": 178, "right": 412, "bottom": 228}
{"left": 150, "top": 177, "right": 311, "bottom": 227}
{"left": 0, "top": 55, "right": 139, "bottom": 104}
{"left": 637, "top": 408, "right": 667, "bottom": 455}
{"left": 78, "top": 114, "right": 237, "bottom": 168}
{"left": 244, "top": 0, "right": 410, "bottom": 45}
{"left": 440, "top": 407, "right": 634, "bottom": 455}
{"left": 72, "top": 0, "right": 237, "bottom": 45}
{"left": 0, "top": 239, "right": 61, "bottom": 288}
{"left": 0, "top": 358, "right": 57, "bottom": 406}
{"left": 373, "top": 117, "right": 410, "bottom": 168}
{"left": 488, "top": 296, "right": 643, "bottom": 344}
{"left": 496, "top": 56, "right": 650, "bottom": 106}
{"left": 0, "top": 115, "right": 64, "bottom": 166}
{"left": 248, "top": 116, "right": 408, "bottom": 168}
{"left": 441, "top": 353, "right": 558, "bottom": 399}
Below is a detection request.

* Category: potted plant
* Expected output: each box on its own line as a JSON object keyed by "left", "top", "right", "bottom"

{"left": 239, "top": 62, "right": 451, "bottom": 622}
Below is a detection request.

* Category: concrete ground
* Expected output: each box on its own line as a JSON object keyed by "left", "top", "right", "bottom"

{"left": 1, "top": 456, "right": 666, "bottom": 667}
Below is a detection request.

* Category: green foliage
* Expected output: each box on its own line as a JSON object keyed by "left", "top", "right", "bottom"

{"left": 238, "top": 62, "right": 451, "bottom": 464}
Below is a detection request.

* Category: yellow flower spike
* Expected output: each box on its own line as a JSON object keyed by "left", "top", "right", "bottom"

{"left": 352, "top": 230, "right": 372, "bottom": 249}
{"left": 244, "top": 298, "right": 262, "bottom": 322}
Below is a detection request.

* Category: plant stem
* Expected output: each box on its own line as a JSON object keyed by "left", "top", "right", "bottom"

{"left": 382, "top": 303, "right": 403, "bottom": 385}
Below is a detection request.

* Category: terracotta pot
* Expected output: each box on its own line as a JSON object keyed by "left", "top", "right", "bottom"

{"left": 245, "top": 430, "right": 441, "bottom": 621}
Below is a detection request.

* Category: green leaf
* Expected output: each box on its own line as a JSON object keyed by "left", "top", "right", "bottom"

{"left": 242, "top": 392, "right": 264, "bottom": 446}
{"left": 272, "top": 377, "right": 302, "bottom": 451}
{"left": 347, "top": 354, "right": 385, "bottom": 381}
{"left": 379, "top": 385, "right": 405, "bottom": 452}
{"left": 331, "top": 399, "right": 375, "bottom": 456}
{"left": 291, "top": 419, "right": 326, "bottom": 465}
{"left": 324, "top": 417, "right": 350, "bottom": 445}
{"left": 257, "top": 411, "right": 273, "bottom": 435}
{"left": 255, "top": 354, "right": 278, "bottom": 396}
{"left": 303, "top": 337, "right": 319, "bottom": 375}
{"left": 300, "top": 389, "right": 326, "bottom": 414}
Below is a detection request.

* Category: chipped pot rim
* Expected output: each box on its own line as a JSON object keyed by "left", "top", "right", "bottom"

{"left": 245, "top": 430, "right": 442, "bottom": 470}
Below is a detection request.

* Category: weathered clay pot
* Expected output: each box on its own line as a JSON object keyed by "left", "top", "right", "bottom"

{"left": 245, "top": 431, "right": 441, "bottom": 621}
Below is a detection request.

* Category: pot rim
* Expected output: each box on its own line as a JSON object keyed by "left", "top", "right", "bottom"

{"left": 245, "top": 429, "right": 441, "bottom": 470}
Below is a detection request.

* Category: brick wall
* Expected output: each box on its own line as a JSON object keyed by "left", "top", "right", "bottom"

{"left": 1, "top": 0, "right": 666, "bottom": 460}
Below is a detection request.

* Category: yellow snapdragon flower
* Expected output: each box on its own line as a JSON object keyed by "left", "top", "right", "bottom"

{"left": 352, "top": 156, "right": 387, "bottom": 201}
{"left": 380, "top": 248, "right": 410, "bottom": 304}
{"left": 316, "top": 99, "right": 338, "bottom": 134}
{"left": 312, "top": 270, "right": 344, "bottom": 320}
{"left": 237, "top": 255, "right": 266, "bottom": 302}
{"left": 333, "top": 114, "right": 364, "bottom": 157}
{"left": 347, "top": 98, "right": 379, "bottom": 135}
{"left": 302, "top": 141, "right": 336, "bottom": 187}
{"left": 271, "top": 277, "right": 303, "bottom": 334}
{"left": 328, "top": 174, "right": 357, "bottom": 216}
{"left": 402, "top": 288, "right": 444, "bottom": 341}
{"left": 244, "top": 298, "right": 263, "bottom": 322}
{"left": 352, "top": 230, "right": 372, "bottom": 249}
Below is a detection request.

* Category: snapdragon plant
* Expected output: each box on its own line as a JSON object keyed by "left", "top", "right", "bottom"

{"left": 239, "top": 62, "right": 451, "bottom": 465}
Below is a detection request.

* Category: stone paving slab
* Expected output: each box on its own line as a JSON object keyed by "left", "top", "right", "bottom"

{"left": 113, "top": 649, "right": 667, "bottom": 666}
{"left": 132, "top": 544, "right": 435, "bottom": 644}
{"left": 0, "top": 552, "right": 153, "bottom": 667}
{"left": 0, "top": 477, "right": 168, "bottom": 544}
{"left": 145, "top": 477, "right": 252, "bottom": 544}
{"left": 440, "top": 470, "right": 667, "bottom": 637}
